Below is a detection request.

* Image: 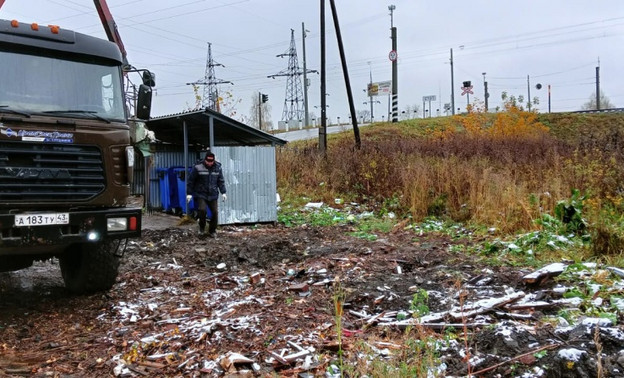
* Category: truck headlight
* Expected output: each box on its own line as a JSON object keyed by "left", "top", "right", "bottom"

{"left": 126, "top": 146, "right": 135, "bottom": 168}
{"left": 107, "top": 217, "right": 128, "bottom": 231}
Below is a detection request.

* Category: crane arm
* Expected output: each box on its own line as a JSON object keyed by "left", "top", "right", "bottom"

{"left": 93, "top": 0, "right": 129, "bottom": 68}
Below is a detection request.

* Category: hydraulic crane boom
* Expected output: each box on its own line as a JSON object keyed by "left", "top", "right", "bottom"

{"left": 93, "top": 0, "right": 129, "bottom": 68}
{"left": 0, "top": 0, "right": 128, "bottom": 68}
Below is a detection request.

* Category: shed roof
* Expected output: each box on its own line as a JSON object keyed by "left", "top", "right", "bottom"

{"left": 147, "top": 109, "right": 287, "bottom": 147}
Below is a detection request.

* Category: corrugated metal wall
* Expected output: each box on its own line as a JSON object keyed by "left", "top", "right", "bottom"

{"left": 132, "top": 145, "right": 277, "bottom": 224}
{"left": 213, "top": 146, "right": 277, "bottom": 224}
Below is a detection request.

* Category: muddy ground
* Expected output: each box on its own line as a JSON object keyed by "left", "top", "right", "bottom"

{"left": 1, "top": 212, "right": 623, "bottom": 377}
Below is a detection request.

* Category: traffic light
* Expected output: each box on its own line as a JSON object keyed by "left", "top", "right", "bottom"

{"left": 261, "top": 94, "right": 269, "bottom": 103}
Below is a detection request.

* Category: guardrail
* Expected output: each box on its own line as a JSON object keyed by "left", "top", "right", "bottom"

{"left": 571, "top": 108, "right": 624, "bottom": 114}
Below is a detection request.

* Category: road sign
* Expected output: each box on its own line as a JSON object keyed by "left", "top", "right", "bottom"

{"left": 422, "top": 95, "right": 436, "bottom": 102}
{"left": 461, "top": 86, "right": 473, "bottom": 96}
{"left": 388, "top": 50, "right": 397, "bottom": 62}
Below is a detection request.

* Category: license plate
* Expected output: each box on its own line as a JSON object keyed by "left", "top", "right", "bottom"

{"left": 14, "top": 213, "right": 70, "bottom": 227}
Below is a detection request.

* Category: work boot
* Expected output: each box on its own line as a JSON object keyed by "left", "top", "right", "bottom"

{"left": 199, "top": 225, "right": 205, "bottom": 236}
{"left": 209, "top": 232, "right": 217, "bottom": 239}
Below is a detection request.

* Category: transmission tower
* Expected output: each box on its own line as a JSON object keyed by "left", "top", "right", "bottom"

{"left": 186, "top": 42, "right": 232, "bottom": 111}
{"left": 268, "top": 29, "right": 309, "bottom": 122}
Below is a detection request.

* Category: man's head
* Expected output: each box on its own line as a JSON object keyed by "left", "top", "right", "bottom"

{"left": 204, "top": 152, "right": 215, "bottom": 166}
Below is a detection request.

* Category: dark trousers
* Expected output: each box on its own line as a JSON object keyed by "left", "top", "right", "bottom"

{"left": 196, "top": 198, "right": 219, "bottom": 233}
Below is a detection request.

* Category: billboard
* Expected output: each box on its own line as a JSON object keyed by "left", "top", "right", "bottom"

{"left": 367, "top": 80, "right": 392, "bottom": 97}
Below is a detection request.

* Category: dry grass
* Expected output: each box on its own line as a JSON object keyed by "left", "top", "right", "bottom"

{"left": 277, "top": 108, "right": 624, "bottom": 236}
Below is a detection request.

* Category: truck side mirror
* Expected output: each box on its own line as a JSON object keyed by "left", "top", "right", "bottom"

{"left": 136, "top": 84, "right": 152, "bottom": 120}
{"left": 142, "top": 71, "right": 156, "bottom": 87}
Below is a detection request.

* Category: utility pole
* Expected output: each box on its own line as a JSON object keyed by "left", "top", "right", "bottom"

{"left": 450, "top": 48, "right": 455, "bottom": 115}
{"left": 368, "top": 62, "right": 374, "bottom": 119}
{"left": 527, "top": 75, "right": 531, "bottom": 112}
{"left": 319, "top": 0, "right": 327, "bottom": 152}
{"left": 596, "top": 65, "right": 601, "bottom": 110}
{"left": 548, "top": 84, "right": 551, "bottom": 113}
{"left": 258, "top": 92, "right": 262, "bottom": 130}
{"left": 482, "top": 72, "right": 488, "bottom": 112}
{"left": 329, "top": 0, "right": 360, "bottom": 147}
{"left": 389, "top": 5, "right": 398, "bottom": 122}
{"left": 302, "top": 23, "right": 311, "bottom": 127}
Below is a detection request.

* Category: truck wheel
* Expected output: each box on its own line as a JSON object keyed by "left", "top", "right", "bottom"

{"left": 59, "top": 239, "right": 124, "bottom": 294}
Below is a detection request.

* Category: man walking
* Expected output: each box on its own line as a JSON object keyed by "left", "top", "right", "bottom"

{"left": 187, "top": 152, "right": 227, "bottom": 238}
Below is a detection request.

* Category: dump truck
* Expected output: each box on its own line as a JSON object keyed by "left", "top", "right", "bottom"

{"left": 0, "top": 1, "right": 154, "bottom": 293}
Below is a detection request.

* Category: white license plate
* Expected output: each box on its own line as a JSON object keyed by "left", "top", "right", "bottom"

{"left": 14, "top": 213, "right": 70, "bottom": 227}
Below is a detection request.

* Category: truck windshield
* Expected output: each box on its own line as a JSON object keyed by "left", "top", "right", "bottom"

{"left": 0, "top": 50, "right": 126, "bottom": 122}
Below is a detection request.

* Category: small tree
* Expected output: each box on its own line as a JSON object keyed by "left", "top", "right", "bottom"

{"left": 185, "top": 84, "right": 203, "bottom": 111}
{"left": 500, "top": 91, "right": 539, "bottom": 112}
{"left": 582, "top": 90, "right": 615, "bottom": 110}
{"left": 403, "top": 104, "right": 420, "bottom": 119}
{"left": 356, "top": 109, "right": 371, "bottom": 123}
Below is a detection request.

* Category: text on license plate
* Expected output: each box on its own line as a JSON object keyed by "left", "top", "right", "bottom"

{"left": 14, "top": 213, "right": 70, "bottom": 227}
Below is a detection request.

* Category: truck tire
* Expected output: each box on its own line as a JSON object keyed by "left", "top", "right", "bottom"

{"left": 59, "top": 239, "right": 124, "bottom": 294}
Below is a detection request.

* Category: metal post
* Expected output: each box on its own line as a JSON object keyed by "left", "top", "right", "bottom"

{"left": 548, "top": 84, "right": 551, "bottom": 113}
{"left": 319, "top": 0, "right": 327, "bottom": 152}
{"left": 258, "top": 92, "right": 262, "bottom": 130}
{"left": 368, "top": 62, "right": 374, "bottom": 119}
{"left": 391, "top": 26, "right": 398, "bottom": 122}
{"left": 302, "top": 22, "right": 310, "bottom": 127}
{"left": 450, "top": 48, "right": 455, "bottom": 115}
{"left": 329, "top": 0, "right": 360, "bottom": 147}
{"left": 596, "top": 66, "right": 600, "bottom": 110}
{"left": 183, "top": 120, "right": 189, "bottom": 216}
{"left": 527, "top": 75, "right": 531, "bottom": 111}
{"left": 482, "top": 72, "right": 488, "bottom": 111}
{"left": 208, "top": 113, "right": 214, "bottom": 149}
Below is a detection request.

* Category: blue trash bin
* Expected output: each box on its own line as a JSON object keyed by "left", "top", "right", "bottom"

{"left": 173, "top": 167, "right": 196, "bottom": 215}
{"left": 167, "top": 166, "right": 182, "bottom": 212}
{"left": 157, "top": 168, "right": 173, "bottom": 212}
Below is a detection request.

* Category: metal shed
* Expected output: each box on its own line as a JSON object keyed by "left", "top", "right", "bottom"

{"left": 134, "top": 108, "right": 286, "bottom": 225}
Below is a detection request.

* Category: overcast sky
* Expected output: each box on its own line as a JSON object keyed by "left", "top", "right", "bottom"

{"left": 2, "top": 1, "right": 623, "bottom": 126}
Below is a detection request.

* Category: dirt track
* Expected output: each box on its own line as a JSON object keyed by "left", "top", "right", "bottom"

{"left": 1, "top": 213, "right": 623, "bottom": 377}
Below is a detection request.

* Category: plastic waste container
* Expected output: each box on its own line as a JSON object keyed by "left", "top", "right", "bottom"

{"left": 166, "top": 166, "right": 182, "bottom": 212}
{"left": 156, "top": 168, "right": 173, "bottom": 212}
{"left": 173, "top": 167, "right": 196, "bottom": 215}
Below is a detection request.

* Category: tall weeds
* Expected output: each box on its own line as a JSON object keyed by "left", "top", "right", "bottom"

{"left": 276, "top": 108, "right": 624, "bottom": 234}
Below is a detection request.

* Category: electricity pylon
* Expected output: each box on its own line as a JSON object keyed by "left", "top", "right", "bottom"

{"left": 186, "top": 42, "right": 232, "bottom": 111}
{"left": 268, "top": 29, "right": 315, "bottom": 122}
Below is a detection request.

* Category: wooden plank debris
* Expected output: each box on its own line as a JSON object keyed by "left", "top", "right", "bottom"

{"left": 608, "top": 266, "right": 624, "bottom": 279}
{"left": 506, "top": 301, "right": 557, "bottom": 311}
{"left": 449, "top": 291, "right": 525, "bottom": 320}
{"left": 522, "top": 262, "right": 568, "bottom": 284}
{"left": 288, "top": 283, "right": 310, "bottom": 293}
{"left": 220, "top": 352, "right": 254, "bottom": 371}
